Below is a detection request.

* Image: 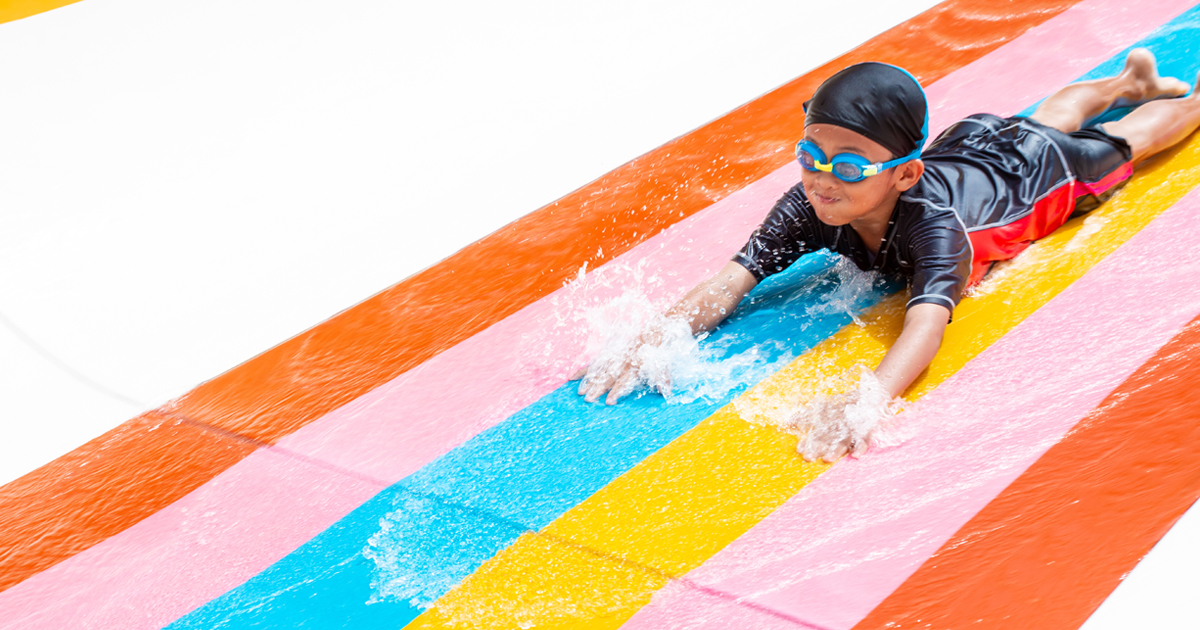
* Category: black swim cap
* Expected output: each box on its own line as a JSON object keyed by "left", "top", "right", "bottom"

{"left": 804, "top": 62, "right": 929, "bottom": 159}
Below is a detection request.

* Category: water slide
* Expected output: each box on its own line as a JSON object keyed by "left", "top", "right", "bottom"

{"left": 2, "top": 0, "right": 1199, "bottom": 628}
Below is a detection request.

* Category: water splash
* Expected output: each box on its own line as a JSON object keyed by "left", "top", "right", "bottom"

{"left": 1064, "top": 212, "right": 1109, "bottom": 252}
{"left": 804, "top": 258, "right": 881, "bottom": 327}
{"left": 362, "top": 492, "right": 523, "bottom": 609}
{"left": 576, "top": 291, "right": 793, "bottom": 404}
{"left": 778, "top": 365, "right": 910, "bottom": 461}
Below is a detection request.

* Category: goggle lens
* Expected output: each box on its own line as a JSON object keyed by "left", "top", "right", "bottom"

{"left": 797, "top": 150, "right": 817, "bottom": 171}
{"left": 834, "top": 161, "right": 867, "bottom": 181}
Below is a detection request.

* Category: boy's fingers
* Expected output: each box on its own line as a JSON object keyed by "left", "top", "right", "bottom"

{"left": 821, "top": 441, "right": 849, "bottom": 464}
{"left": 570, "top": 365, "right": 588, "bottom": 381}
{"left": 799, "top": 436, "right": 820, "bottom": 462}
{"left": 585, "top": 384, "right": 607, "bottom": 403}
{"left": 577, "top": 369, "right": 594, "bottom": 396}
{"left": 583, "top": 375, "right": 613, "bottom": 403}
{"left": 607, "top": 369, "right": 637, "bottom": 405}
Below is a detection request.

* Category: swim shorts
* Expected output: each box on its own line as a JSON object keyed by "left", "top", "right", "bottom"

{"left": 922, "top": 113, "right": 1134, "bottom": 281}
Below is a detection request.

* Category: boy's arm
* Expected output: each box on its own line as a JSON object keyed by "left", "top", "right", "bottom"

{"left": 577, "top": 261, "right": 758, "bottom": 404}
{"left": 873, "top": 302, "right": 951, "bottom": 398}
{"left": 577, "top": 182, "right": 814, "bottom": 405}
{"left": 667, "top": 261, "right": 759, "bottom": 334}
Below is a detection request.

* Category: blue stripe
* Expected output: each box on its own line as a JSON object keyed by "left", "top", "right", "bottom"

{"left": 166, "top": 253, "right": 895, "bottom": 629}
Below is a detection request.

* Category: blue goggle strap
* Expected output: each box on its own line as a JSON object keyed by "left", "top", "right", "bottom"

{"left": 861, "top": 150, "right": 919, "bottom": 177}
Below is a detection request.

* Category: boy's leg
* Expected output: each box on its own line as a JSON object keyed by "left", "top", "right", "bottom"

{"left": 1030, "top": 48, "right": 1189, "bottom": 133}
{"left": 1103, "top": 75, "right": 1200, "bottom": 163}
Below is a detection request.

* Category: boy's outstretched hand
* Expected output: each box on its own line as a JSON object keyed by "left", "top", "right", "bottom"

{"left": 790, "top": 366, "right": 901, "bottom": 463}
{"left": 572, "top": 261, "right": 759, "bottom": 405}
{"left": 573, "top": 326, "right": 665, "bottom": 405}
{"left": 792, "top": 302, "right": 950, "bottom": 463}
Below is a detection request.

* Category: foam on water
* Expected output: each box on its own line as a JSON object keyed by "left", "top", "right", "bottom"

{"left": 1065, "top": 211, "right": 1109, "bottom": 252}
{"left": 708, "top": 259, "right": 922, "bottom": 460}
{"left": 529, "top": 255, "right": 831, "bottom": 405}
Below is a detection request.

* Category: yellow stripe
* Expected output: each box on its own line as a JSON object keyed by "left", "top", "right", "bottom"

{"left": 408, "top": 140, "right": 1200, "bottom": 629}
{"left": 0, "top": 0, "right": 85, "bottom": 25}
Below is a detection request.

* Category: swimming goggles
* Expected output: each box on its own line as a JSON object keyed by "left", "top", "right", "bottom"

{"left": 794, "top": 139, "right": 916, "bottom": 183}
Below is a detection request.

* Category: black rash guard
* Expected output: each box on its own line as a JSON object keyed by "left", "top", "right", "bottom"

{"left": 734, "top": 114, "right": 1133, "bottom": 317}
{"left": 733, "top": 177, "right": 971, "bottom": 314}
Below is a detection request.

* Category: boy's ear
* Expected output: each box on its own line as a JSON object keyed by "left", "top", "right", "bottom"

{"left": 894, "top": 159, "right": 924, "bottom": 192}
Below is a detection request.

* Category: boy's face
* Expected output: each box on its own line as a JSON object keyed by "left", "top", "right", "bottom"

{"left": 800, "top": 123, "right": 920, "bottom": 227}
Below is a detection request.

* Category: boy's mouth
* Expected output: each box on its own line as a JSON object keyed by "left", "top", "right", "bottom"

{"left": 809, "top": 190, "right": 840, "bottom": 205}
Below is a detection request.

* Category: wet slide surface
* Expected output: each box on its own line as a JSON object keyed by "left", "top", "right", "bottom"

{"left": 0, "top": 0, "right": 1084, "bottom": 597}
{"left": 2, "top": 0, "right": 1200, "bottom": 629}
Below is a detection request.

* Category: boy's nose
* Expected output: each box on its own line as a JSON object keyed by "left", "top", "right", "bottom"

{"left": 810, "top": 170, "right": 842, "bottom": 191}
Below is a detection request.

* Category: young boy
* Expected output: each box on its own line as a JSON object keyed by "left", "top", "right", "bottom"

{"left": 577, "top": 50, "right": 1200, "bottom": 433}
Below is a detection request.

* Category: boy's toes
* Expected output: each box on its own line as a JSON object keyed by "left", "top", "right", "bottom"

{"left": 1160, "top": 76, "right": 1191, "bottom": 99}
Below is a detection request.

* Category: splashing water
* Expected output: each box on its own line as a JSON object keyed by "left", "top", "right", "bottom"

{"left": 1064, "top": 212, "right": 1109, "bottom": 252}
{"left": 363, "top": 493, "right": 523, "bottom": 609}
{"left": 780, "top": 365, "right": 910, "bottom": 461}
{"left": 573, "top": 255, "right": 895, "bottom": 405}
{"left": 804, "top": 258, "right": 882, "bottom": 327}
{"left": 577, "top": 290, "right": 793, "bottom": 404}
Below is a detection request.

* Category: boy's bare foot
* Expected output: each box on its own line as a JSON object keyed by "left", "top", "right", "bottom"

{"left": 1118, "top": 48, "right": 1190, "bottom": 103}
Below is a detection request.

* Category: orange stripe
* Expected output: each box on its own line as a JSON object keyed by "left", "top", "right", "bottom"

{"left": 0, "top": 0, "right": 1086, "bottom": 595}
{"left": 854, "top": 315, "right": 1200, "bottom": 630}
{"left": 0, "top": 412, "right": 257, "bottom": 592}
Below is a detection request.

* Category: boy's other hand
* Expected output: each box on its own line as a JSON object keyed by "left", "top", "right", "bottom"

{"left": 790, "top": 365, "right": 904, "bottom": 463}
{"left": 798, "top": 418, "right": 871, "bottom": 463}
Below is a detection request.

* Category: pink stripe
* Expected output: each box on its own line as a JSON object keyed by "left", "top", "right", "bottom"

{"left": 622, "top": 153, "right": 1200, "bottom": 630}
{"left": 1, "top": 0, "right": 1187, "bottom": 627}
{"left": 637, "top": 582, "right": 802, "bottom": 630}
{"left": 922, "top": 0, "right": 1197, "bottom": 127}
{"left": 0, "top": 450, "right": 384, "bottom": 630}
